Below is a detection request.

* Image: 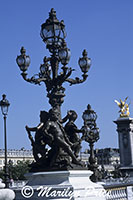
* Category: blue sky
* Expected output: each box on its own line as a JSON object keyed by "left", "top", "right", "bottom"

{"left": 0, "top": 0, "right": 133, "bottom": 151}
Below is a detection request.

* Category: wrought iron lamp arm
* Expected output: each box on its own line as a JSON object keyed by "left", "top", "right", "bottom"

{"left": 65, "top": 49, "right": 91, "bottom": 85}
{"left": 21, "top": 72, "right": 46, "bottom": 85}
{"left": 66, "top": 73, "right": 88, "bottom": 86}
{"left": 16, "top": 47, "right": 52, "bottom": 86}
{"left": 57, "top": 67, "right": 74, "bottom": 84}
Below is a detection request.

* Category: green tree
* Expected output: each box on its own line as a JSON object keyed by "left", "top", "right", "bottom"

{"left": 0, "top": 160, "right": 30, "bottom": 181}
{"left": 9, "top": 160, "right": 30, "bottom": 180}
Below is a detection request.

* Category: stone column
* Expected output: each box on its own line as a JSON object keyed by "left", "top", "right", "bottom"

{"left": 114, "top": 117, "right": 133, "bottom": 175}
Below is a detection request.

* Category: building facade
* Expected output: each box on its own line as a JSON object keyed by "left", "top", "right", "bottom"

{"left": 0, "top": 148, "right": 34, "bottom": 170}
{"left": 95, "top": 148, "right": 120, "bottom": 166}
{"left": 0, "top": 147, "right": 120, "bottom": 172}
{"left": 80, "top": 148, "right": 120, "bottom": 172}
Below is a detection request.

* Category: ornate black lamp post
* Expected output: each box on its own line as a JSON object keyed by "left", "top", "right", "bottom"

{"left": 0, "top": 94, "right": 10, "bottom": 188}
{"left": 16, "top": 8, "right": 92, "bottom": 172}
{"left": 16, "top": 8, "right": 91, "bottom": 114}
{"left": 82, "top": 104, "right": 100, "bottom": 182}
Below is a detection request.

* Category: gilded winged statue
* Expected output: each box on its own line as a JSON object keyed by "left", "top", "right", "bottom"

{"left": 115, "top": 97, "right": 130, "bottom": 117}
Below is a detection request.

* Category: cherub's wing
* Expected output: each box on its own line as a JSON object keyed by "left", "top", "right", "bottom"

{"left": 115, "top": 100, "right": 121, "bottom": 107}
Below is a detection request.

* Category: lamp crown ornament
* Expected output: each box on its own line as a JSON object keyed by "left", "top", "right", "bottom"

{"left": 49, "top": 8, "right": 57, "bottom": 19}
{"left": 20, "top": 46, "right": 26, "bottom": 55}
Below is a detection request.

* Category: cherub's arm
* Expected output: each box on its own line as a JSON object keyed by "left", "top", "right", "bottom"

{"left": 71, "top": 123, "right": 83, "bottom": 133}
{"left": 25, "top": 123, "right": 44, "bottom": 132}
{"left": 37, "top": 122, "right": 44, "bottom": 130}
{"left": 43, "top": 122, "right": 54, "bottom": 141}
{"left": 60, "top": 115, "right": 69, "bottom": 124}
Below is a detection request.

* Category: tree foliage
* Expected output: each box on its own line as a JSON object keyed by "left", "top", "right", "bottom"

{"left": 0, "top": 160, "right": 30, "bottom": 181}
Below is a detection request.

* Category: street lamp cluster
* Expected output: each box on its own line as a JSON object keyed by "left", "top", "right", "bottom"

{"left": 0, "top": 8, "right": 101, "bottom": 183}
{"left": 15, "top": 8, "right": 100, "bottom": 177}
{"left": 0, "top": 94, "right": 10, "bottom": 187}
{"left": 16, "top": 8, "right": 91, "bottom": 110}
{"left": 0, "top": 8, "right": 100, "bottom": 184}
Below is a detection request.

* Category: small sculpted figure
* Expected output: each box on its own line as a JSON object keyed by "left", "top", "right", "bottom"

{"left": 25, "top": 110, "right": 51, "bottom": 162}
{"left": 44, "top": 108, "right": 81, "bottom": 166}
{"left": 64, "top": 110, "right": 82, "bottom": 157}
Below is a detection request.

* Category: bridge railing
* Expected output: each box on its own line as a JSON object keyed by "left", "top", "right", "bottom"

{"left": 103, "top": 182, "right": 133, "bottom": 200}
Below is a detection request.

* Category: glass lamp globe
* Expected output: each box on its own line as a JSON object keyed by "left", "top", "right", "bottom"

{"left": 82, "top": 104, "right": 97, "bottom": 123}
{"left": 16, "top": 47, "right": 30, "bottom": 72}
{"left": 58, "top": 42, "right": 71, "bottom": 65}
{"left": 0, "top": 94, "right": 10, "bottom": 116}
{"left": 40, "top": 8, "right": 66, "bottom": 51}
{"left": 79, "top": 49, "right": 91, "bottom": 73}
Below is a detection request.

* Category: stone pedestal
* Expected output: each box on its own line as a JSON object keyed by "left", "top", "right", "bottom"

{"left": 114, "top": 117, "right": 133, "bottom": 176}
{"left": 15, "top": 170, "right": 106, "bottom": 200}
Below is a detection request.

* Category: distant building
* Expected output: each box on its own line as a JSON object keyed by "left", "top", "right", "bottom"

{"left": 95, "top": 148, "right": 120, "bottom": 165}
{"left": 0, "top": 148, "right": 34, "bottom": 170}
{"left": 79, "top": 148, "right": 120, "bottom": 172}
{"left": 0, "top": 147, "right": 120, "bottom": 172}
{"left": 95, "top": 148, "right": 120, "bottom": 172}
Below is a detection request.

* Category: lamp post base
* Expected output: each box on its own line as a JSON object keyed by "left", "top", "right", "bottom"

{"left": 15, "top": 170, "right": 106, "bottom": 200}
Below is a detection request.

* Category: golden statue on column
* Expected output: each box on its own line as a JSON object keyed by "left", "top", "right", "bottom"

{"left": 115, "top": 97, "right": 130, "bottom": 117}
